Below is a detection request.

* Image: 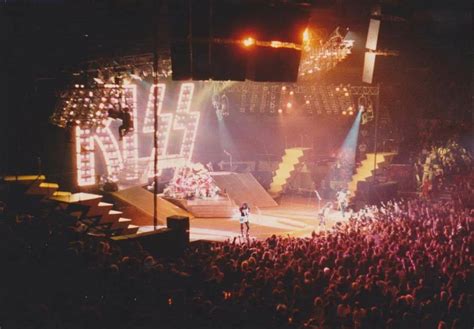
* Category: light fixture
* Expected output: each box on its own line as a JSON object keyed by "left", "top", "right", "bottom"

{"left": 302, "top": 28, "right": 310, "bottom": 43}
{"left": 298, "top": 27, "right": 355, "bottom": 80}
{"left": 242, "top": 37, "right": 255, "bottom": 47}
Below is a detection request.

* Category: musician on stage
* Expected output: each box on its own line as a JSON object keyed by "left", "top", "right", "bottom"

{"left": 239, "top": 203, "right": 250, "bottom": 237}
{"left": 318, "top": 201, "right": 332, "bottom": 226}
{"left": 336, "top": 189, "right": 349, "bottom": 218}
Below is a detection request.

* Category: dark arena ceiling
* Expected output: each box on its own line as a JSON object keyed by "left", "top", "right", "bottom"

{"left": 3, "top": 0, "right": 471, "bottom": 78}
{"left": 2, "top": 0, "right": 471, "bottom": 175}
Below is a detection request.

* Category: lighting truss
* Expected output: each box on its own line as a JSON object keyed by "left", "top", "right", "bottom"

{"left": 350, "top": 85, "right": 379, "bottom": 124}
{"left": 51, "top": 84, "right": 134, "bottom": 128}
{"left": 217, "top": 81, "right": 358, "bottom": 115}
{"left": 298, "top": 27, "right": 354, "bottom": 80}
{"left": 82, "top": 52, "right": 172, "bottom": 81}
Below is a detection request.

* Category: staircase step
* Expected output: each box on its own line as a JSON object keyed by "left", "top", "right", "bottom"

{"left": 122, "top": 224, "right": 139, "bottom": 235}
{"left": 112, "top": 217, "right": 132, "bottom": 229}
{"left": 87, "top": 202, "right": 114, "bottom": 218}
{"left": 26, "top": 182, "right": 59, "bottom": 197}
{"left": 50, "top": 192, "right": 103, "bottom": 208}
{"left": 100, "top": 210, "right": 123, "bottom": 223}
{"left": 39, "top": 182, "right": 59, "bottom": 189}
{"left": 269, "top": 148, "right": 307, "bottom": 197}
{"left": 4, "top": 175, "right": 46, "bottom": 183}
{"left": 52, "top": 191, "right": 72, "bottom": 197}
{"left": 348, "top": 152, "right": 397, "bottom": 200}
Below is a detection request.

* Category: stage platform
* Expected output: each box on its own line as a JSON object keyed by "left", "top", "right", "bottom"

{"left": 110, "top": 185, "right": 347, "bottom": 242}
{"left": 137, "top": 195, "right": 348, "bottom": 242}
{"left": 164, "top": 196, "right": 235, "bottom": 218}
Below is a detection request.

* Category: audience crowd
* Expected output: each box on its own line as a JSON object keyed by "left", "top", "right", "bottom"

{"left": 0, "top": 119, "right": 472, "bottom": 328}
{"left": 415, "top": 139, "right": 472, "bottom": 193}
{"left": 0, "top": 188, "right": 472, "bottom": 329}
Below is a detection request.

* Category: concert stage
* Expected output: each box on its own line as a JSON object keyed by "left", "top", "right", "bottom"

{"left": 109, "top": 172, "right": 348, "bottom": 242}
{"left": 121, "top": 194, "right": 347, "bottom": 242}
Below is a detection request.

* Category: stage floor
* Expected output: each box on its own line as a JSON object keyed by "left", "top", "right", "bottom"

{"left": 138, "top": 196, "right": 348, "bottom": 242}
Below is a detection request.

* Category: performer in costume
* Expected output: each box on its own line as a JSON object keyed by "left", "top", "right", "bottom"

{"left": 239, "top": 203, "right": 250, "bottom": 237}
{"left": 318, "top": 202, "right": 332, "bottom": 226}
{"left": 336, "top": 189, "right": 349, "bottom": 218}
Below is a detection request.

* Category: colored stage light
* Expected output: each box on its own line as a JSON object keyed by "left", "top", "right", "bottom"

{"left": 302, "top": 28, "right": 310, "bottom": 43}
{"left": 270, "top": 40, "right": 283, "bottom": 48}
{"left": 242, "top": 37, "right": 255, "bottom": 47}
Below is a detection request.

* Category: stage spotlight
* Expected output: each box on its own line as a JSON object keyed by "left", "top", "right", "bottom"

{"left": 289, "top": 91, "right": 294, "bottom": 96}
{"left": 349, "top": 111, "right": 354, "bottom": 115}
{"left": 270, "top": 40, "right": 284, "bottom": 48}
{"left": 278, "top": 108, "right": 283, "bottom": 114}
{"left": 305, "top": 100, "right": 310, "bottom": 105}
{"left": 303, "top": 28, "right": 310, "bottom": 43}
{"left": 281, "top": 86, "right": 287, "bottom": 91}
{"left": 286, "top": 102, "right": 292, "bottom": 108}
{"left": 242, "top": 37, "right": 255, "bottom": 47}
{"left": 342, "top": 111, "right": 347, "bottom": 115}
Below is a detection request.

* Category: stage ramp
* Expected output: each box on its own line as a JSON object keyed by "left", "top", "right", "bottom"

{"left": 110, "top": 186, "right": 193, "bottom": 226}
{"left": 211, "top": 172, "right": 277, "bottom": 208}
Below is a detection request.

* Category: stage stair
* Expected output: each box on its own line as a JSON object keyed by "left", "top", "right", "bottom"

{"left": 347, "top": 152, "right": 396, "bottom": 198}
{"left": 49, "top": 192, "right": 139, "bottom": 235}
{"left": 269, "top": 147, "right": 310, "bottom": 198}
{"left": 2, "top": 175, "right": 140, "bottom": 236}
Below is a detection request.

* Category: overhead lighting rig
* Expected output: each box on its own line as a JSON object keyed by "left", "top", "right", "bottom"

{"left": 298, "top": 27, "right": 354, "bottom": 80}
